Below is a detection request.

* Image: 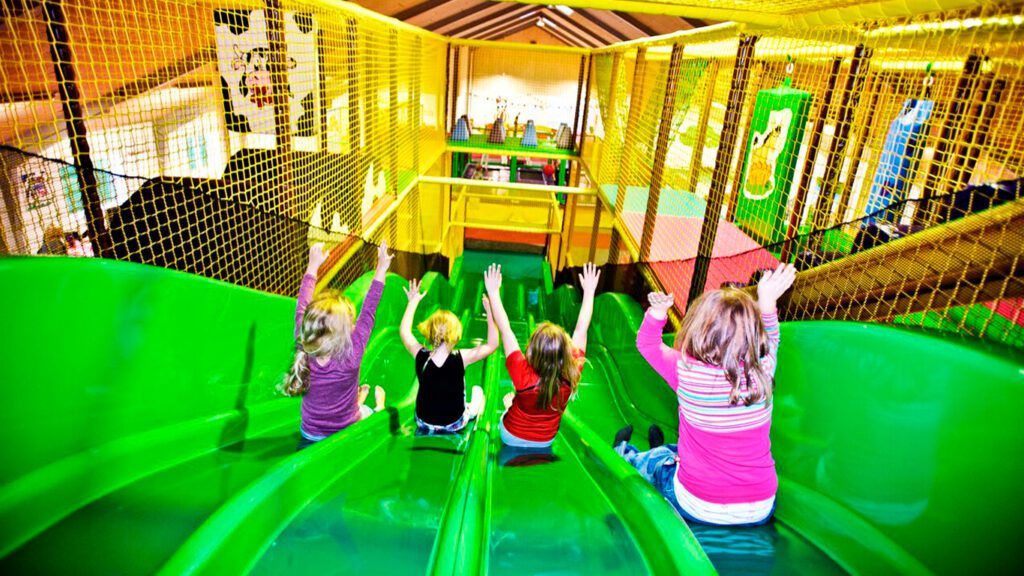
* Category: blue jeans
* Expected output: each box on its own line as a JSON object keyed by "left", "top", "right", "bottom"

{"left": 616, "top": 442, "right": 774, "bottom": 527}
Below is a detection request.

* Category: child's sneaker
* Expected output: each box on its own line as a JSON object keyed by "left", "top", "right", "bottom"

{"left": 648, "top": 424, "right": 665, "bottom": 449}
{"left": 613, "top": 425, "right": 633, "bottom": 449}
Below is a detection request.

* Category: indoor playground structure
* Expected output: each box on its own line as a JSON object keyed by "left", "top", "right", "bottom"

{"left": 1, "top": 1, "right": 1023, "bottom": 575}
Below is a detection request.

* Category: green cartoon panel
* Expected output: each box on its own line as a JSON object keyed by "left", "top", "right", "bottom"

{"left": 735, "top": 81, "right": 812, "bottom": 245}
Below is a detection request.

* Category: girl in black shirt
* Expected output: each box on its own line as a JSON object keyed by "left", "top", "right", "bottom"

{"left": 401, "top": 278, "right": 497, "bottom": 433}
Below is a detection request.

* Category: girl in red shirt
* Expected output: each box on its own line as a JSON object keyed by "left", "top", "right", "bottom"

{"left": 484, "top": 262, "right": 600, "bottom": 448}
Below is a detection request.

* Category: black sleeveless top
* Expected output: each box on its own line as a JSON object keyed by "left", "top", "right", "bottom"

{"left": 414, "top": 348, "right": 467, "bottom": 426}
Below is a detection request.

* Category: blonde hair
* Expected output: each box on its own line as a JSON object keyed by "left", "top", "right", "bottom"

{"left": 282, "top": 290, "right": 356, "bottom": 396}
{"left": 418, "top": 310, "right": 462, "bottom": 349}
{"left": 525, "top": 322, "right": 580, "bottom": 411}
{"left": 675, "top": 288, "right": 772, "bottom": 406}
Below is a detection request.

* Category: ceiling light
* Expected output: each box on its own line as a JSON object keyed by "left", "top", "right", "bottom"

{"left": 554, "top": 5, "right": 574, "bottom": 16}
{"left": 537, "top": 19, "right": 545, "bottom": 27}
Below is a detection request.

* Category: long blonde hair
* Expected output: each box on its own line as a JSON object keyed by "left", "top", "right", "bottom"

{"left": 282, "top": 290, "right": 356, "bottom": 396}
{"left": 418, "top": 310, "right": 462, "bottom": 349}
{"left": 675, "top": 288, "right": 773, "bottom": 406}
{"left": 525, "top": 322, "right": 580, "bottom": 411}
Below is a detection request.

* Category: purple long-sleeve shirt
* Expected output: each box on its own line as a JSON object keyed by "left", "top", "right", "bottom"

{"left": 295, "top": 274, "right": 384, "bottom": 437}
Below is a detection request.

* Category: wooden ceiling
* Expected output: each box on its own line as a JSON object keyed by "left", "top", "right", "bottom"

{"left": 350, "top": 1, "right": 710, "bottom": 47}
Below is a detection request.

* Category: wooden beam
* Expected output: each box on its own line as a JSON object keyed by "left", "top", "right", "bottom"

{"left": 540, "top": 8, "right": 610, "bottom": 45}
{"left": 478, "top": 18, "right": 541, "bottom": 42}
{"left": 428, "top": 2, "right": 525, "bottom": 32}
{"left": 486, "top": 19, "right": 557, "bottom": 43}
{"left": 537, "top": 20, "right": 585, "bottom": 47}
{"left": 448, "top": 5, "right": 535, "bottom": 37}
{"left": 485, "top": 0, "right": 779, "bottom": 25}
{"left": 688, "top": 35, "right": 758, "bottom": 305}
{"left": 478, "top": 16, "right": 578, "bottom": 48}
{"left": 679, "top": 16, "right": 705, "bottom": 29}
{"left": 613, "top": 11, "right": 658, "bottom": 37}
{"left": 538, "top": 8, "right": 603, "bottom": 47}
{"left": 809, "top": 44, "right": 872, "bottom": 241}
{"left": 455, "top": 9, "right": 539, "bottom": 39}
{"left": 641, "top": 43, "right": 685, "bottom": 260}
{"left": 393, "top": 0, "right": 453, "bottom": 21}
{"left": 576, "top": 8, "right": 631, "bottom": 41}
{"left": 781, "top": 57, "right": 843, "bottom": 262}
{"left": 42, "top": 0, "right": 112, "bottom": 257}
{"left": 265, "top": 0, "right": 293, "bottom": 214}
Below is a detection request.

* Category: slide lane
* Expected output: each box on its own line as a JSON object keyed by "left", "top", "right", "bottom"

{"left": 0, "top": 257, "right": 307, "bottom": 574}
{"left": 572, "top": 340, "right": 844, "bottom": 575}
{"left": 248, "top": 337, "right": 484, "bottom": 574}
{"left": 158, "top": 272, "right": 470, "bottom": 575}
{"left": 219, "top": 271, "right": 500, "bottom": 574}
{"left": 452, "top": 257, "right": 714, "bottom": 576}
{"left": 0, "top": 266, "right": 436, "bottom": 575}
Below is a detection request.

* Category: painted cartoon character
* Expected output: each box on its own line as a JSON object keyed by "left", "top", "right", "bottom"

{"left": 866, "top": 99, "right": 934, "bottom": 223}
{"left": 744, "top": 108, "right": 792, "bottom": 201}
{"left": 23, "top": 173, "right": 51, "bottom": 211}
{"left": 232, "top": 46, "right": 296, "bottom": 109}
{"left": 747, "top": 124, "right": 782, "bottom": 192}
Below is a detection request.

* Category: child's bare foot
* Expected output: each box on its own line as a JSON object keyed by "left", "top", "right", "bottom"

{"left": 468, "top": 385, "right": 486, "bottom": 418}
{"left": 374, "top": 385, "right": 386, "bottom": 412}
{"left": 503, "top": 392, "right": 514, "bottom": 410}
{"left": 357, "top": 384, "right": 370, "bottom": 406}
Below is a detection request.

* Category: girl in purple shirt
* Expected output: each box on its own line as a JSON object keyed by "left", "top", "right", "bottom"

{"left": 283, "top": 241, "right": 394, "bottom": 442}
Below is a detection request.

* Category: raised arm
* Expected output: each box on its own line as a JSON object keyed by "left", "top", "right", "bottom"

{"left": 295, "top": 243, "right": 329, "bottom": 338}
{"left": 400, "top": 278, "right": 425, "bottom": 357}
{"left": 352, "top": 240, "right": 394, "bottom": 355}
{"left": 755, "top": 263, "right": 796, "bottom": 371}
{"left": 484, "top": 264, "right": 520, "bottom": 357}
{"left": 462, "top": 295, "right": 499, "bottom": 366}
{"left": 637, "top": 292, "right": 683, "bottom": 390}
{"left": 571, "top": 262, "right": 601, "bottom": 353}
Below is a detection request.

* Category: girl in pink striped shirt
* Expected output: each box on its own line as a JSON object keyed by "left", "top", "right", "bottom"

{"left": 615, "top": 264, "right": 796, "bottom": 526}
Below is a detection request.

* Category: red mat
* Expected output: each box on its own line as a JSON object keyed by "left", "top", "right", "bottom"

{"left": 620, "top": 213, "right": 780, "bottom": 312}
{"left": 620, "top": 213, "right": 769, "bottom": 260}
{"left": 465, "top": 227, "right": 547, "bottom": 247}
{"left": 985, "top": 298, "right": 1024, "bottom": 327}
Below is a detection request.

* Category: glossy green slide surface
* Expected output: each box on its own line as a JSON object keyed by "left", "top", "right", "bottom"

{"left": 1, "top": 254, "right": 1021, "bottom": 574}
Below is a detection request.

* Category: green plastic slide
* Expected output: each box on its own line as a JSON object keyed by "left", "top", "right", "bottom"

{"left": 0, "top": 254, "right": 1021, "bottom": 574}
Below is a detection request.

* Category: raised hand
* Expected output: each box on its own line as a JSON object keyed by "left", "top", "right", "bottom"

{"left": 375, "top": 240, "right": 394, "bottom": 278}
{"left": 578, "top": 262, "right": 601, "bottom": 294}
{"left": 756, "top": 263, "right": 797, "bottom": 313}
{"left": 647, "top": 292, "right": 675, "bottom": 319}
{"left": 482, "top": 295, "right": 492, "bottom": 319}
{"left": 399, "top": 274, "right": 424, "bottom": 356}
{"left": 484, "top": 263, "right": 502, "bottom": 294}
{"left": 572, "top": 263, "right": 601, "bottom": 352}
{"left": 307, "top": 242, "right": 329, "bottom": 275}
{"left": 405, "top": 278, "right": 424, "bottom": 304}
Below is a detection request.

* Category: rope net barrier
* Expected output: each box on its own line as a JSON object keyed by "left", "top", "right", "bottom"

{"left": 1, "top": 0, "right": 1021, "bottom": 349}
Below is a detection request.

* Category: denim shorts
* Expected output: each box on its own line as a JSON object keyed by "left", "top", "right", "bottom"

{"left": 416, "top": 413, "right": 469, "bottom": 435}
{"left": 300, "top": 427, "right": 329, "bottom": 442}
{"left": 616, "top": 442, "right": 774, "bottom": 527}
{"left": 499, "top": 419, "right": 553, "bottom": 448}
